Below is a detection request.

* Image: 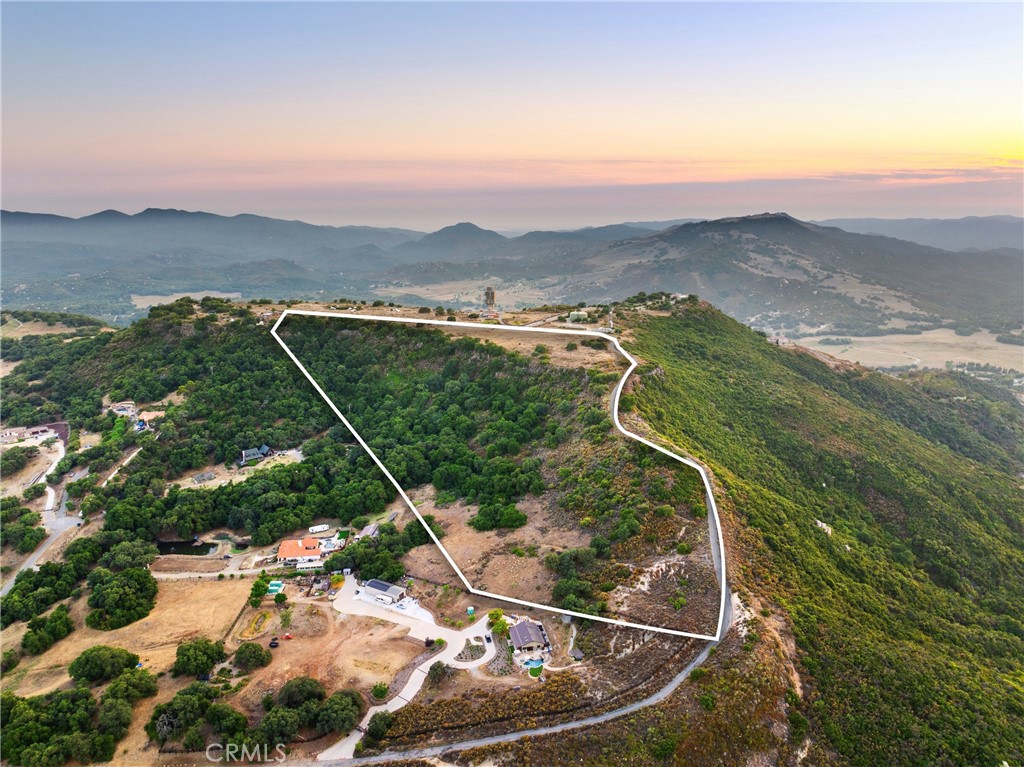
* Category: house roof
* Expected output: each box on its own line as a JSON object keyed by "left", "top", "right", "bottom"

{"left": 241, "top": 448, "right": 261, "bottom": 460}
{"left": 570, "top": 648, "right": 584, "bottom": 660}
{"left": 277, "top": 537, "right": 321, "bottom": 560}
{"left": 359, "top": 523, "right": 379, "bottom": 537}
{"left": 509, "top": 621, "right": 546, "bottom": 649}
{"left": 364, "top": 579, "right": 406, "bottom": 599}
{"left": 258, "top": 444, "right": 271, "bottom": 455}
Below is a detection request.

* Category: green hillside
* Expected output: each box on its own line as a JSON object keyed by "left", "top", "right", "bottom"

{"left": 1, "top": 300, "right": 1021, "bottom": 765}
{"left": 627, "top": 304, "right": 1024, "bottom": 766}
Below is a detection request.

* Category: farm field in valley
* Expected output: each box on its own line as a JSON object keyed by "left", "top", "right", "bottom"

{"left": 799, "top": 328, "right": 1024, "bottom": 370}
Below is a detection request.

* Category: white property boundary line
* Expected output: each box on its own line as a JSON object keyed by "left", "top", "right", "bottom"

{"left": 271, "top": 311, "right": 727, "bottom": 642}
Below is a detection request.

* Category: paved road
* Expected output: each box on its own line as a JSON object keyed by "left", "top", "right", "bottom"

{"left": 1, "top": 439, "right": 77, "bottom": 597}
{"left": 101, "top": 446, "right": 143, "bottom": 487}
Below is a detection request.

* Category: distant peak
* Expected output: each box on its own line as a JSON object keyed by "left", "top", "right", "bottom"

{"left": 718, "top": 212, "right": 800, "bottom": 224}
{"left": 440, "top": 222, "right": 490, "bottom": 232}
{"left": 426, "top": 222, "right": 505, "bottom": 239}
{"left": 82, "top": 209, "right": 129, "bottom": 220}
{"left": 135, "top": 207, "right": 209, "bottom": 217}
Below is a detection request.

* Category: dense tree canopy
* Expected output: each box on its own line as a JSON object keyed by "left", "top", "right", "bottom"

{"left": 85, "top": 567, "right": 158, "bottom": 630}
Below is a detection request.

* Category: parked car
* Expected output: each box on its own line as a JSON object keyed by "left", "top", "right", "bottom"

{"left": 269, "top": 640, "right": 279, "bottom": 648}
{"left": 485, "top": 634, "right": 492, "bottom": 644}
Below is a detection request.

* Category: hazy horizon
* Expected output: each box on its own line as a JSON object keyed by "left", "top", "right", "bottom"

{"left": 3, "top": 2, "right": 1021, "bottom": 231}
{"left": 3, "top": 204, "right": 1023, "bottom": 237}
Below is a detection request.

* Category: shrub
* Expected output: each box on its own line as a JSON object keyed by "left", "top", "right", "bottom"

{"left": 22, "top": 483, "right": 47, "bottom": 501}
{"left": 427, "top": 661, "right": 452, "bottom": 686}
{"left": 234, "top": 642, "right": 273, "bottom": 672}
{"left": 278, "top": 676, "right": 325, "bottom": 708}
{"left": 365, "top": 710, "right": 393, "bottom": 741}
{"left": 316, "top": 690, "right": 362, "bottom": 734}
{"left": 171, "top": 637, "right": 226, "bottom": 676}
{"left": 651, "top": 736, "right": 677, "bottom": 759}
{"left": 21, "top": 604, "right": 75, "bottom": 655}
{"left": 256, "top": 707, "right": 300, "bottom": 744}
{"left": 69, "top": 646, "right": 140, "bottom": 684}
{"left": 371, "top": 681, "right": 388, "bottom": 700}
{"left": 102, "top": 668, "right": 158, "bottom": 703}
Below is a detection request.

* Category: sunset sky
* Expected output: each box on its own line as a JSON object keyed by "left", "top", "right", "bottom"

{"left": 3, "top": 2, "right": 1022, "bottom": 230}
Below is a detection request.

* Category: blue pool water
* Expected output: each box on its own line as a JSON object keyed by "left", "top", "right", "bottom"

{"left": 523, "top": 659, "right": 544, "bottom": 668}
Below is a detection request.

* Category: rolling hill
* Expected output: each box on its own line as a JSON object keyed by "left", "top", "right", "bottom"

{"left": 3, "top": 210, "right": 1021, "bottom": 337}
{"left": 0, "top": 297, "right": 1020, "bottom": 766}
{"left": 814, "top": 215, "right": 1024, "bottom": 252}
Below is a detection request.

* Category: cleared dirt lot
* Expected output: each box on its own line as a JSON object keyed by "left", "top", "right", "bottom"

{"left": 0, "top": 440, "right": 60, "bottom": 497}
{"left": 438, "top": 325, "right": 623, "bottom": 372}
{"left": 407, "top": 485, "right": 589, "bottom": 606}
{"left": 176, "top": 449, "right": 301, "bottom": 491}
{"left": 230, "top": 600, "right": 424, "bottom": 715}
{"left": 151, "top": 556, "right": 228, "bottom": 573}
{"left": 0, "top": 358, "right": 22, "bottom": 378}
{"left": 799, "top": 329, "right": 1024, "bottom": 370}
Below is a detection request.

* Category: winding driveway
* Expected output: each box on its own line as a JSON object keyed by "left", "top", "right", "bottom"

{"left": 318, "top": 577, "right": 498, "bottom": 760}
{"left": 0, "top": 439, "right": 76, "bottom": 597}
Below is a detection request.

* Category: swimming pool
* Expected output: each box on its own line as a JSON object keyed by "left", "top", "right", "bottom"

{"left": 523, "top": 659, "right": 544, "bottom": 668}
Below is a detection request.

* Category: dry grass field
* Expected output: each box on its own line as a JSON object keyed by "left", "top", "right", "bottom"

{"left": 0, "top": 578, "right": 252, "bottom": 698}
{"left": 1, "top": 319, "right": 86, "bottom": 339}
{"left": 799, "top": 328, "right": 1024, "bottom": 370}
{"left": 0, "top": 440, "right": 61, "bottom": 497}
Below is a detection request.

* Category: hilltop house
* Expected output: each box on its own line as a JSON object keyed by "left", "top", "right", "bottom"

{"left": 239, "top": 444, "right": 272, "bottom": 465}
{"left": 509, "top": 620, "right": 547, "bottom": 653}
{"left": 276, "top": 537, "right": 322, "bottom": 565}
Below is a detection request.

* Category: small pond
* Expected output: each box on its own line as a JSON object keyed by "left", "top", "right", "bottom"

{"left": 157, "top": 540, "right": 217, "bottom": 556}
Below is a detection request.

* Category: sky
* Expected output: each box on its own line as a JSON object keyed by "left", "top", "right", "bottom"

{"left": 2, "top": 2, "right": 1022, "bottom": 231}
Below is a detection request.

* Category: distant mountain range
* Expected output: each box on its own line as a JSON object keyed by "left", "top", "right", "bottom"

{"left": 2, "top": 208, "right": 1021, "bottom": 334}
{"left": 812, "top": 215, "right": 1023, "bottom": 252}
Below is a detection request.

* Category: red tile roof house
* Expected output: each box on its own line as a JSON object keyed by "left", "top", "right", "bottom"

{"left": 276, "top": 537, "right": 322, "bottom": 565}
